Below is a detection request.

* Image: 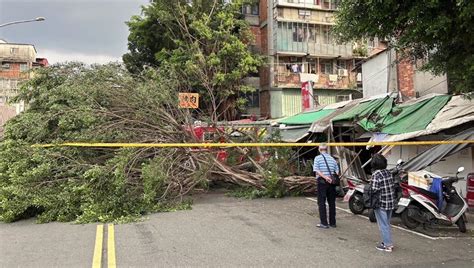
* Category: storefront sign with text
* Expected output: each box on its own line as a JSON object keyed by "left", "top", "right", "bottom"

{"left": 179, "top": 93, "right": 199, "bottom": 108}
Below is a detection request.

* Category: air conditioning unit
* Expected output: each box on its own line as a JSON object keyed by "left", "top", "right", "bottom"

{"left": 337, "top": 69, "right": 348, "bottom": 76}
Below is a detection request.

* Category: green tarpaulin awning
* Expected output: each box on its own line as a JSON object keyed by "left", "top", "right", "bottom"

{"left": 361, "top": 95, "right": 451, "bottom": 134}
{"left": 332, "top": 95, "right": 452, "bottom": 135}
{"left": 278, "top": 109, "right": 335, "bottom": 125}
{"left": 332, "top": 96, "right": 393, "bottom": 122}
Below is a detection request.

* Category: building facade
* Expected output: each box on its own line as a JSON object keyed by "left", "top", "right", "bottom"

{"left": 0, "top": 41, "right": 45, "bottom": 104}
{"left": 252, "top": 0, "right": 377, "bottom": 119}
{"left": 361, "top": 48, "right": 449, "bottom": 100}
{"left": 0, "top": 40, "right": 48, "bottom": 130}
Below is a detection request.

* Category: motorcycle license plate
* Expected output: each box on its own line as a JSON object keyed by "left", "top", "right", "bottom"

{"left": 343, "top": 189, "right": 355, "bottom": 202}
{"left": 398, "top": 198, "right": 410, "bottom": 207}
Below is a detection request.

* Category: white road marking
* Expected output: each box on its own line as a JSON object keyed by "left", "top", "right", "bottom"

{"left": 305, "top": 197, "right": 456, "bottom": 240}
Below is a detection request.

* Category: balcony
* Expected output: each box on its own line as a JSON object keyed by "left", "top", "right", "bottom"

{"left": 274, "top": 64, "right": 358, "bottom": 90}
{"left": 277, "top": 0, "right": 339, "bottom": 11}
{"left": 277, "top": 42, "right": 353, "bottom": 58}
{"left": 275, "top": 23, "right": 353, "bottom": 58}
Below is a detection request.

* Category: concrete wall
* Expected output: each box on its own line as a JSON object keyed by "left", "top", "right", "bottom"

{"left": 386, "top": 146, "right": 474, "bottom": 198}
{"left": 270, "top": 88, "right": 283, "bottom": 118}
{"left": 362, "top": 51, "right": 388, "bottom": 97}
{"left": 0, "top": 43, "right": 36, "bottom": 63}
{"left": 414, "top": 71, "right": 448, "bottom": 97}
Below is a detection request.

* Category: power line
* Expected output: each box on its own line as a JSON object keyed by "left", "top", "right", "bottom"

{"left": 416, "top": 78, "right": 448, "bottom": 96}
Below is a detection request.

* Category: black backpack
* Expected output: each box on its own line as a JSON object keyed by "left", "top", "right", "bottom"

{"left": 363, "top": 184, "right": 379, "bottom": 209}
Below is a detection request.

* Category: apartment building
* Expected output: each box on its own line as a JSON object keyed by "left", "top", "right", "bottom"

{"left": 0, "top": 40, "right": 48, "bottom": 103}
{"left": 0, "top": 40, "right": 48, "bottom": 128}
{"left": 247, "top": 0, "right": 383, "bottom": 118}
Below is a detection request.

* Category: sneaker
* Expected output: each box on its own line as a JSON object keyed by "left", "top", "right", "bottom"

{"left": 317, "top": 223, "right": 329, "bottom": 229}
{"left": 376, "top": 244, "right": 393, "bottom": 252}
{"left": 329, "top": 224, "right": 337, "bottom": 228}
{"left": 380, "top": 242, "right": 394, "bottom": 251}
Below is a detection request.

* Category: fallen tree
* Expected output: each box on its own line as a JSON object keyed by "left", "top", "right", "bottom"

{"left": 0, "top": 63, "right": 316, "bottom": 223}
{"left": 0, "top": 1, "right": 319, "bottom": 224}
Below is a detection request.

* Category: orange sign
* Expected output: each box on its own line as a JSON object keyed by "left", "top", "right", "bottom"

{"left": 179, "top": 93, "right": 199, "bottom": 108}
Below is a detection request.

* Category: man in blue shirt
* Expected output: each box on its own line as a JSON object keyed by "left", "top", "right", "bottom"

{"left": 313, "top": 143, "right": 340, "bottom": 228}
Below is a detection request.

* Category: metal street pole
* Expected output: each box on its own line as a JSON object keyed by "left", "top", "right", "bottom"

{"left": 0, "top": 17, "right": 45, "bottom": 28}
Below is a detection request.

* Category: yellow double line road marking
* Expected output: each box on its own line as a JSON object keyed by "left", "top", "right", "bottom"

{"left": 92, "top": 224, "right": 116, "bottom": 268}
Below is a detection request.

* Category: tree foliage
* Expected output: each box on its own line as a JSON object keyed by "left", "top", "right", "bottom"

{"left": 123, "top": 0, "right": 263, "bottom": 120}
{"left": 0, "top": 63, "right": 293, "bottom": 224}
{"left": 333, "top": 0, "right": 474, "bottom": 94}
{"left": 0, "top": 63, "right": 198, "bottom": 223}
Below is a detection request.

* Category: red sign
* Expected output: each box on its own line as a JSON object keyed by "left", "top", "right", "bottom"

{"left": 301, "top": 81, "right": 313, "bottom": 111}
{"left": 467, "top": 173, "right": 474, "bottom": 208}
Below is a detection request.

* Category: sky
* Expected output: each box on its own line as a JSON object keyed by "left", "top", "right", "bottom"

{"left": 0, "top": 0, "right": 149, "bottom": 64}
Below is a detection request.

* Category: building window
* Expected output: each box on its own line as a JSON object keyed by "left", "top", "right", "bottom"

{"left": 337, "top": 95, "right": 351, "bottom": 102}
{"left": 308, "top": 25, "right": 321, "bottom": 43}
{"left": 322, "top": 25, "right": 333, "bottom": 44}
{"left": 336, "top": 60, "right": 347, "bottom": 70}
{"left": 293, "top": 24, "right": 305, "bottom": 42}
{"left": 308, "top": 58, "right": 318, "bottom": 74}
{"left": 298, "top": 9, "right": 311, "bottom": 19}
{"left": 251, "top": 5, "right": 259, "bottom": 15}
{"left": 242, "top": 5, "right": 258, "bottom": 15}
{"left": 20, "top": 63, "right": 28, "bottom": 72}
{"left": 10, "top": 47, "right": 19, "bottom": 54}
{"left": 320, "top": 60, "right": 333, "bottom": 74}
{"left": 1, "top": 63, "right": 10, "bottom": 70}
{"left": 278, "top": 8, "right": 284, "bottom": 17}
{"left": 243, "top": 91, "right": 260, "bottom": 108}
{"left": 322, "top": 0, "right": 337, "bottom": 9}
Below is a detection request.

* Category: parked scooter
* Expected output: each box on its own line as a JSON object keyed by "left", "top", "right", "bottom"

{"left": 396, "top": 167, "right": 468, "bottom": 233}
{"left": 346, "top": 159, "right": 405, "bottom": 222}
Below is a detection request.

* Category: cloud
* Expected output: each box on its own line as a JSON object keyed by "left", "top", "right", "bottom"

{"left": 38, "top": 49, "right": 122, "bottom": 65}
{"left": 0, "top": 0, "right": 148, "bottom": 57}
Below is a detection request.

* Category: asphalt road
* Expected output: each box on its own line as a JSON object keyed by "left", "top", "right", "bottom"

{"left": 1, "top": 193, "right": 473, "bottom": 267}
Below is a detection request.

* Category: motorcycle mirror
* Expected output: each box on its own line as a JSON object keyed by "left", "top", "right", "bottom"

{"left": 457, "top": 166, "right": 465, "bottom": 173}
{"left": 397, "top": 159, "right": 403, "bottom": 165}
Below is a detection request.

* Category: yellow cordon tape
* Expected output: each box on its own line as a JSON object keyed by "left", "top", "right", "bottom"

{"left": 32, "top": 140, "right": 474, "bottom": 148}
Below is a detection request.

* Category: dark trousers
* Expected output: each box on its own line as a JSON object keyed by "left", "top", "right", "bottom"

{"left": 317, "top": 181, "right": 336, "bottom": 226}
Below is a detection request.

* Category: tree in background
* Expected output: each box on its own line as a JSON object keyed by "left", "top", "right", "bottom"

{"left": 333, "top": 0, "right": 474, "bottom": 94}
{"left": 124, "top": 0, "right": 263, "bottom": 120}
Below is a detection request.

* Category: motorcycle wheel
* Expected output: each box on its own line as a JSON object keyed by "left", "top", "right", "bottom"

{"left": 401, "top": 206, "right": 421, "bottom": 229}
{"left": 349, "top": 193, "right": 364, "bottom": 214}
{"left": 368, "top": 209, "right": 377, "bottom": 222}
{"left": 456, "top": 215, "right": 467, "bottom": 233}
